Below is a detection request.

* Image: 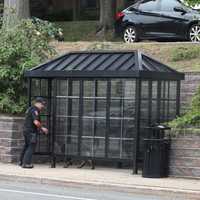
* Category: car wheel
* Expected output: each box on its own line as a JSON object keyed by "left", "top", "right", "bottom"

{"left": 123, "top": 26, "right": 138, "bottom": 43}
{"left": 189, "top": 24, "right": 200, "bottom": 42}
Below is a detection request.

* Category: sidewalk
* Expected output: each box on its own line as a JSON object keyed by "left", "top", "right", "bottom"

{"left": 0, "top": 163, "right": 200, "bottom": 198}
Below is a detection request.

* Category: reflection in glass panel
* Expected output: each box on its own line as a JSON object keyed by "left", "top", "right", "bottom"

{"left": 140, "top": 100, "right": 149, "bottom": 120}
{"left": 122, "top": 139, "right": 134, "bottom": 159}
{"left": 110, "top": 100, "right": 122, "bottom": 118}
{"left": 56, "top": 98, "right": 68, "bottom": 116}
{"left": 95, "top": 119, "right": 106, "bottom": 137}
{"left": 97, "top": 81, "right": 107, "bottom": 97}
{"left": 140, "top": 119, "right": 149, "bottom": 129}
{"left": 72, "top": 81, "right": 80, "bottom": 96}
{"left": 67, "top": 136, "right": 78, "bottom": 155}
{"left": 152, "top": 81, "right": 158, "bottom": 99}
{"left": 70, "top": 118, "right": 79, "bottom": 135}
{"left": 110, "top": 119, "right": 121, "bottom": 138}
{"left": 41, "top": 79, "right": 48, "bottom": 96}
{"left": 169, "top": 100, "right": 177, "bottom": 120}
{"left": 141, "top": 81, "right": 149, "bottom": 99}
{"left": 55, "top": 117, "right": 67, "bottom": 135}
{"left": 160, "top": 100, "right": 169, "bottom": 122}
{"left": 57, "top": 80, "right": 68, "bottom": 96}
{"left": 111, "top": 80, "right": 123, "bottom": 97}
{"left": 151, "top": 100, "right": 157, "bottom": 123}
{"left": 108, "top": 139, "right": 120, "bottom": 158}
{"left": 94, "top": 139, "right": 105, "bottom": 157}
{"left": 169, "top": 81, "right": 177, "bottom": 100}
{"left": 82, "top": 118, "right": 93, "bottom": 136}
{"left": 124, "top": 100, "right": 135, "bottom": 118}
{"left": 124, "top": 80, "right": 136, "bottom": 98}
{"left": 32, "top": 79, "right": 40, "bottom": 96}
{"left": 71, "top": 99, "right": 79, "bottom": 116}
{"left": 81, "top": 138, "right": 93, "bottom": 156}
{"left": 55, "top": 135, "right": 65, "bottom": 154}
{"left": 161, "top": 81, "right": 170, "bottom": 99}
{"left": 84, "top": 81, "right": 94, "bottom": 97}
{"left": 123, "top": 119, "right": 135, "bottom": 138}
{"left": 83, "top": 99, "right": 94, "bottom": 116}
{"left": 96, "top": 100, "right": 106, "bottom": 117}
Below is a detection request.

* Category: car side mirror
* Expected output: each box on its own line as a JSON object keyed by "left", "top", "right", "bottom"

{"left": 174, "top": 6, "right": 187, "bottom": 14}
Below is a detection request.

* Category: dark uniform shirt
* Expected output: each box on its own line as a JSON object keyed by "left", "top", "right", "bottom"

{"left": 23, "top": 106, "right": 40, "bottom": 133}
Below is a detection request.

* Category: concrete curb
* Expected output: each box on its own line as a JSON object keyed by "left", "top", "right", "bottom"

{"left": 0, "top": 174, "right": 200, "bottom": 199}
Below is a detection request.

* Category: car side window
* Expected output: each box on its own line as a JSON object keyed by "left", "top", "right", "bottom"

{"left": 138, "top": 0, "right": 160, "bottom": 12}
{"left": 161, "top": 0, "right": 183, "bottom": 12}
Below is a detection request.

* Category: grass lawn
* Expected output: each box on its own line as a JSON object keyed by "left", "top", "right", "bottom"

{"left": 55, "top": 21, "right": 98, "bottom": 41}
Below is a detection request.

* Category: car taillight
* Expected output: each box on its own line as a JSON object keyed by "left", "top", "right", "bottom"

{"left": 116, "top": 12, "right": 125, "bottom": 20}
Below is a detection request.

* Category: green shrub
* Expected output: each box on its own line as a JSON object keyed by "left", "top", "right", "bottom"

{"left": 171, "top": 46, "right": 200, "bottom": 62}
{"left": 0, "top": 19, "right": 56, "bottom": 114}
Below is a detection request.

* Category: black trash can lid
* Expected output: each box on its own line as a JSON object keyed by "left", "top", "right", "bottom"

{"left": 145, "top": 124, "right": 171, "bottom": 130}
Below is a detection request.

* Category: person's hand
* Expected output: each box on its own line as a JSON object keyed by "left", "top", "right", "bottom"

{"left": 41, "top": 127, "right": 48, "bottom": 135}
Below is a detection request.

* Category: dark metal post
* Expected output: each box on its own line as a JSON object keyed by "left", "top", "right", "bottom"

{"left": 64, "top": 79, "right": 72, "bottom": 163}
{"left": 157, "top": 81, "right": 161, "bottom": 123}
{"left": 28, "top": 78, "right": 32, "bottom": 107}
{"left": 51, "top": 79, "right": 57, "bottom": 168}
{"left": 47, "top": 79, "right": 52, "bottom": 155}
{"left": 167, "top": 81, "right": 170, "bottom": 121}
{"left": 105, "top": 80, "right": 111, "bottom": 158}
{"left": 176, "top": 81, "right": 181, "bottom": 116}
{"left": 133, "top": 79, "right": 141, "bottom": 174}
{"left": 78, "top": 80, "right": 83, "bottom": 156}
{"left": 148, "top": 80, "right": 152, "bottom": 125}
{"left": 162, "top": 81, "right": 166, "bottom": 122}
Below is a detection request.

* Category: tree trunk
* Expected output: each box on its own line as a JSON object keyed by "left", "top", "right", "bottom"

{"left": 73, "top": 0, "right": 80, "bottom": 21}
{"left": 3, "top": 0, "right": 30, "bottom": 27}
{"left": 98, "top": 0, "right": 116, "bottom": 36}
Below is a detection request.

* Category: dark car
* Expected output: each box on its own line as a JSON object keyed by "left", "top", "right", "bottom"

{"left": 115, "top": 0, "right": 200, "bottom": 43}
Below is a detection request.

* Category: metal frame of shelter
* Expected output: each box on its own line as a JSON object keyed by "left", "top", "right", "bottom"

{"left": 24, "top": 50, "right": 184, "bottom": 174}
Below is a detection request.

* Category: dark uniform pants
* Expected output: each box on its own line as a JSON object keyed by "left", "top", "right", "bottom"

{"left": 19, "top": 132, "right": 37, "bottom": 165}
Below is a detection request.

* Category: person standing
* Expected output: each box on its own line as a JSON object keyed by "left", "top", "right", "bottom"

{"left": 19, "top": 97, "right": 48, "bottom": 168}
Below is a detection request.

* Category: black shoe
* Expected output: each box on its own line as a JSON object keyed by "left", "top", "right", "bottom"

{"left": 18, "top": 162, "right": 23, "bottom": 167}
{"left": 22, "top": 164, "right": 34, "bottom": 169}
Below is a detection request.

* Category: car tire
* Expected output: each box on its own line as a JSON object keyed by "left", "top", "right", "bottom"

{"left": 123, "top": 26, "right": 139, "bottom": 43}
{"left": 188, "top": 24, "right": 200, "bottom": 42}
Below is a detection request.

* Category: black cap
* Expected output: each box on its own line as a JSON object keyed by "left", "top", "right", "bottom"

{"left": 35, "top": 97, "right": 46, "bottom": 105}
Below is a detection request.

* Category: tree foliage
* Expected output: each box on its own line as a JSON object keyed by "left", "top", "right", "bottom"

{"left": 169, "top": 86, "right": 200, "bottom": 128}
{"left": 0, "top": 19, "right": 56, "bottom": 114}
{"left": 184, "top": 0, "right": 200, "bottom": 6}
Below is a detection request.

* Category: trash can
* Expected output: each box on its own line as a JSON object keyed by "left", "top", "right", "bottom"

{"left": 142, "top": 124, "right": 171, "bottom": 178}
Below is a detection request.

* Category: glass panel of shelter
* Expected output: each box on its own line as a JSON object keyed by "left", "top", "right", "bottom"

{"left": 81, "top": 80, "right": 107, "bottom": 158}
{"left": 109, "top": 79, "right": 136, "bottom": 160}
{"left": 160, "top": 81, "right": 177, "bottom": 122}
{"left": 51, "top": 79, "right": 137, "bottom": 161}
{"left": 31, "top": 79, "right": 50, "bottom": 154}
{"left": 55, "top": 80, "right": 80, "bottom": 157}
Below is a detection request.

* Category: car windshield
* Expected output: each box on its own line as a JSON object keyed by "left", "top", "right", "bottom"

{"left": 126, "top": 0, "right": 194, "bottom": 12}
{"left": 125, "top": 1, "right": 140, "bottom": 11}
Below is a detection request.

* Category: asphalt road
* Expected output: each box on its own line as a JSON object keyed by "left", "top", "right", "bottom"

{"left": 0, "top": 180, "right": 188, "bottom": 200}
